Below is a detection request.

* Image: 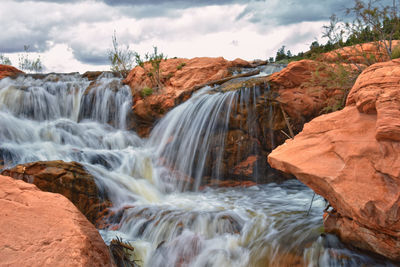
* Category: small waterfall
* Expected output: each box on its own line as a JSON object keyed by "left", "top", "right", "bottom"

{"left": 0, "top": 70, "right": 394, "bottom": 267}
{"left": 0, "top": 73, "right": 150, "bottom": 206}
{"left": 0, "top": 72, "right": 132, "bottom": 128}
{"left": 149, "top": 87, "right": 237, "bottom": 191}
{"left": 149, "top": 84, "right": 268, "bottom": 191}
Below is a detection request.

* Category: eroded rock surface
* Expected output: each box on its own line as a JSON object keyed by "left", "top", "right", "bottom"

{"left": 2, "top": 160, "right": 110, "bottom": 225}
{"left": 0, "top": 64, "right": 23, "bottom": 79}
{"left": 0, "top": 175, "right": 113, "bottom": 266}
{"left": 124, "top": 57, "right": 251, "bottom": 136}
{"left": 268, "top": 59, "right": 400, "bottom": 261}
{"left": 320, "top": 41, "right": 400, "bottom": 64}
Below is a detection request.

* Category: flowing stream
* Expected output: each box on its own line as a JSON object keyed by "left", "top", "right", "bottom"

{"left": 0, "top": 72, "right": 395, "bottom": 266}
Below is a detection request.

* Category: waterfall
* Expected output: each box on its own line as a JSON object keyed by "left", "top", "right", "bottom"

{"left": 148, "top": 84, "right": 266, "bottom": 191}
{"left": 0, "top": 71, "right": 393, "bottom": 267}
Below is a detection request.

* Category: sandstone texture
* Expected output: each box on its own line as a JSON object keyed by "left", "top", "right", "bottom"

{"left": 0, "top": 64, "right": 23, "bottom": 79}
{"left": 0, "top": 175, "right": 113, "bottom": 266}
{"left": 268, "top": 59, "right": 331, "bottom": 120}
{"left": 124, "top": 57, "right": 251, "bottom": 136}
{"left": 268, "top": 59, "right": 400, "bottom": 261}
{"left": 320, "top": 40, "right": 400, "bottom": 64}
{"left": 2, "top": 160, "right": 110, "bottom": 225}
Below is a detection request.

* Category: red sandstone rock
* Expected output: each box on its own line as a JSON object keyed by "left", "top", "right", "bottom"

{"left": 267, "top": 59, "right": 357, "bottom": 121}
{"left": 0, "top": 64, "right": 23, "bottom": 79}
{"left": 233, "top": 155, "right": 258, "bottom": 177}
{"left": 2, "top": 160, "right": 110, "bottom": 225}
{"left": 124, "top": 57, "right": 250, "bottom": 136}
{"left": 268, "top": 59, "right": 400, "bottom": 261}
{"left": 268, "top": 60, "right": 326, "bottom": 119}
{"left": 0, "top": 175, "right": 113, "bottom": 266}
{"left": 347, "top": 59, "right": 400, "bottom": 141}
{"left": 320, "top": 41, "right": 400, "bottom": 64}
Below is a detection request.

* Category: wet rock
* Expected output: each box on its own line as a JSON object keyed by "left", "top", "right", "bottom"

{"left": 124, "top": 57, "right": 251, "bottom": 136}
{"left": 0, "top": 175, "right": 113, "bottom": 266}
{"left": 233, "top": 155, "right": 259, "bottom": 177}
{"left": 201, "top": 179, "right": 257, "bottom": 189}
{"left": 2, "top": 160, "right": 110, "bottom": 225}
{"left": 82, "top": 71, "right": 122, "bottom": 81}
{"left": 268, "top": 59, "right": 400, "bottom": 261}
{"left": 0, "top": 64, "right": 24, "bottom": 79}
{"left": 201, "top": 61, "right": 340, "bottom": 183}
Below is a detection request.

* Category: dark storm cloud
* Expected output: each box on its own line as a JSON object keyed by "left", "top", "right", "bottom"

{"left": 11, "top": 0, "right": 354, "bottom": 23}
{"left": 0, "top": 34, "right": 51, "bottom": 53}
{"left": 14, "top": 0, "right": 242, "bottom": 5}
{"left": 72, "top": 49, "right": 109, "bottom": 65}
{"left": 103, "top": 0, "right": 241, "bottom": 5}
{"left": 12, "top": 0, "right": 246, "bottom": 19}
{"left": 236, "top": 0, "right": 352, "bottom": 26}
{"left": 10, "top": 0, "right": 355, "bottom": 23}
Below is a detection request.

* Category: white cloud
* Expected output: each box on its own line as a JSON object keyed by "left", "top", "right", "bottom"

{"left": 1, "top": 0, "right": 332, "bottom": 72}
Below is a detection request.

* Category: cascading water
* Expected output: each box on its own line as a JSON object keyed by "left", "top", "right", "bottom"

{"left": 148, "top": 84, "right": 266, "bottom": 191}
{"left": 0, "top": 72, "right": 395, "bottom": 266}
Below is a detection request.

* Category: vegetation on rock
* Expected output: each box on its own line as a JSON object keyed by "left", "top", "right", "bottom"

{"left": 108, "top": 30, "right": 136, "bottom": 78}
{"left": 0, "top": 54, "right": 11, "bottom": 65}
{"left": 135, "top": 46, "right": 168, "bottom": 91}
{"left": 18, "top": 45, "right": 43, "bottom": 73}
{"left": 0, "top": 46, "right": 43, "bottom": 73}
{"left": 140, "top": 86, "right": 154, "bottom": 97}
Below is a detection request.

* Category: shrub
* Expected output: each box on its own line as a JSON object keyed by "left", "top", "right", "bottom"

{"left": 0, "top": 54, "right": 12, "bottom": 65}
{"left": 140, "top": 87, "right": 154, "bottom": 97}
{"left": 391, "top": 45, "right": 400, "bottom": 59}
{"left": 135, "top": 46, "right": 167, "bottom": 90}
{"left": 305, "top": 61, "right": 361, "bottom": 113}
{"left": 108, "top": 31, "right": 135, "bottom": 78}
{"left": 177, "top": 62, "right": 186, "bottom": 70}
{"left": 18, "top": 45, "right": 43, "bottom": 73}
{"left": 324, "top": 0, "right": 400, "bottom": 60}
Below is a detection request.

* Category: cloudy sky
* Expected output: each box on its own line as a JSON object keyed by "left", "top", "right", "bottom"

{"left": 1, "top": 0, "right": 352, "bottom": 73}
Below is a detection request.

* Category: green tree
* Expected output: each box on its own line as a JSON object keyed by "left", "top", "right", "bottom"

{"left": 275, "top": 45, "right": 287, "bottom": 61}
{"left": 324, "top": 0, "right": 400, "bottom": 59}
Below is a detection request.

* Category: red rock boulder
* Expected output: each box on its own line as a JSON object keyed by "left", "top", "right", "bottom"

{"left": 2, "top": 160, "right": 110, "bottom": 225}
{"left": 0, "top": 175, "right": 113, "bottom": 266}
{"left": 0, "top": 64, "right": 23, "bottom": 79}
{"left": 268, "top": 59, "right": 400, "bottom": 261}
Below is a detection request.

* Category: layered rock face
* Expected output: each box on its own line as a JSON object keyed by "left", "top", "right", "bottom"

{"left": 268, "top": 59, "right": 337, "bottom": 120}
{"left": 0, "top": 175, "right": 113, "bottom": 266}
{"left": 0, "top": 64, "right": 23, "bottom": 79}
{"left": 2, "top": 160, "right": 110, "bottom": 225}
{"left": 268, "top": 59, "right": 400, "bottom": 261}
{"left": 124, "top": 57, "right": 252, "bottom": 136}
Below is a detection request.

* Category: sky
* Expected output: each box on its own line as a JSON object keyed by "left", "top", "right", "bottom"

{"left": 0, "top": 0, "right": 352, "bottom": 73}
